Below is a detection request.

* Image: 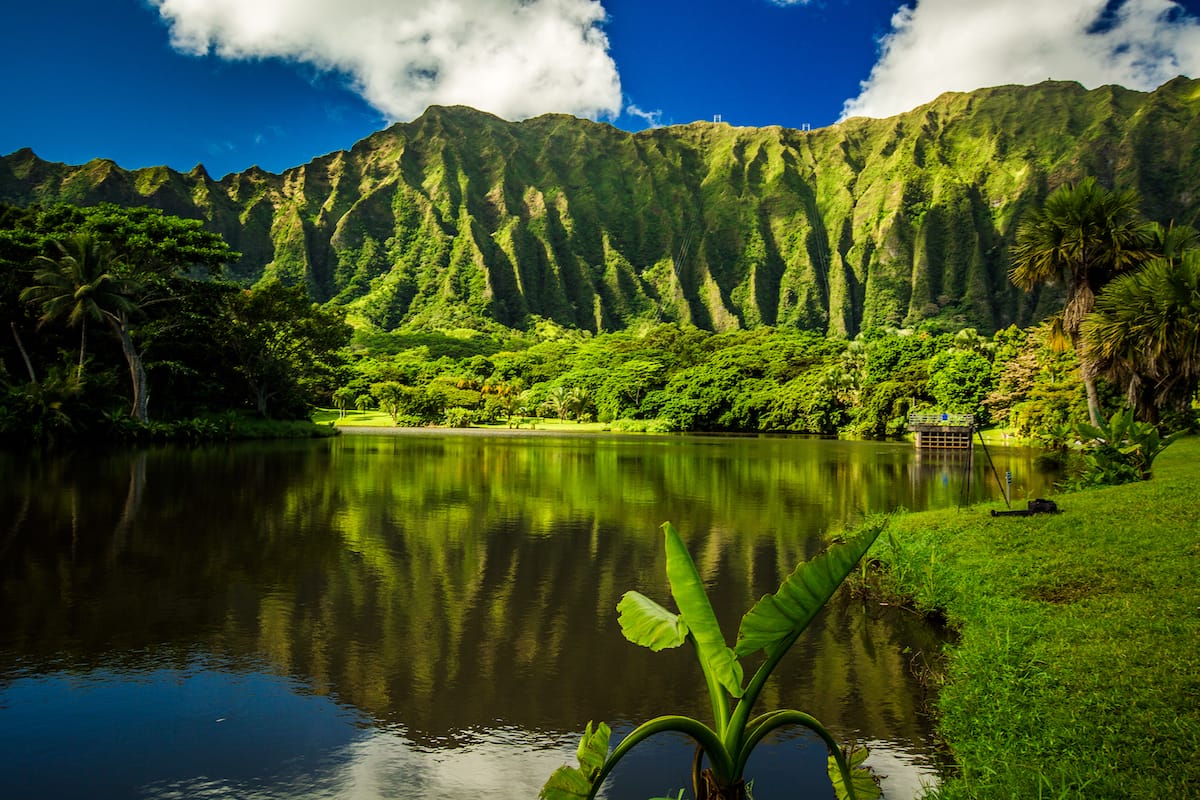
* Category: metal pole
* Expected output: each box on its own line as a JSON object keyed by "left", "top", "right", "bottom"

{"left": 959, "top": 432, "right": 974, "bottom": 509}
{"left": 977, "top": 427, "right": 1011, "bottom": 509}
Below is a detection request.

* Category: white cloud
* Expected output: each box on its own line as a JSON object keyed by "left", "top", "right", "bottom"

{"left": 148, "top": 0, "right": 623, "bottom": 123}
{"left": 841, "top": 0, "right": 1200, "bottom": 120}
{"left": 624, "top": 103, "right": 663, "bottom": 128}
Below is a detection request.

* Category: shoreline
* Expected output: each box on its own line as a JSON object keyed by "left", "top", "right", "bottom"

{"left": 335, "top": 424, "right": 616, "bottom": 437}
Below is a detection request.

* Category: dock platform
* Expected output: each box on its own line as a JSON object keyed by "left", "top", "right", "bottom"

{"left": 908, "top": 412, "right": 975, "bottom": 449}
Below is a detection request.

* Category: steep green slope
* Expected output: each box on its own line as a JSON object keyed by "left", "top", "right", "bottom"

{"left": 3, "top": 78, "right": 1198, "bottom": 335}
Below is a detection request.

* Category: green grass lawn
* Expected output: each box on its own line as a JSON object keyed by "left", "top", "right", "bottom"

{"left": 312, "top": 409, "right": 640, "bottom": 433}
{"left": 312, "top": 408, "right": 395, "bottom": 427}
{"left": 872, "top": 437, "right": 1200, "bottom": 798}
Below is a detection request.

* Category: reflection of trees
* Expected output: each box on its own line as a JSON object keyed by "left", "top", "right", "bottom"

{"left": 0, "top": 436, "right": 1051, "bottom": 752}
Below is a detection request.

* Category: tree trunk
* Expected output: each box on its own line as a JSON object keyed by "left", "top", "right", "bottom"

{"left": 1071, "top": 327, "right": 1103, "bottom": 427}
{"left": 254, "top": 382, "right": 270, "bottom": 417}
{"left": 110, "top": 313, "right": 149, "bottom": 422}
{"left": 10, "top": 322, "right": 37, "bottom": 384}
{"left": 1083, "top": 374, "right": 1102, "bottom": 427}
{"left": 78, "top": 316, "right": 87, "bottom": 379}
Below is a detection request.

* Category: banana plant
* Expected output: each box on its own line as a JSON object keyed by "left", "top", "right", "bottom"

{"left": 1074, "top": 405, "right": 1183, "bottom": 481}
{"left": 540, "top": 521, "right": 886, "bottom": 800}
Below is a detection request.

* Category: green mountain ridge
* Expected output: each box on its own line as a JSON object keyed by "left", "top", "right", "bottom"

{"left": 3, "top": 77, "right": 1198, "bottom": 336}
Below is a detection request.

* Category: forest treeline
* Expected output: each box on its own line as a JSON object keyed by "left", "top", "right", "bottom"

{"left": 342, "top": 317, "right": 1074, "bottom": 441}
{"left": 0, "top": 202, "right": 350, "bottom": 442}
{"left": 3, "top": 184, "right": 1198, "bottom": 460}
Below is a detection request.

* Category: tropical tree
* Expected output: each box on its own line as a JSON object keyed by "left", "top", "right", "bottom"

{"left": 499, "top": 383, "right": 523, "bottom": 424}
{"left": 568, "top": 385, "right": 592, "bottom": 421}
{"left": 332, "top": 386, "right": 357, "bottom": 418}
{"left": 1147, "top": 221, "right": 1199, "bottom": 264}
{"left": 15, "top": 205, "right": 238, "bottom": 423}
{"left": 219, "top": 281, "right": 351, "bottom": 417}
{"left": 926, "top": 348, "right": 996, "bottom": 424}
{"left": 371, "top": 382, "right": 405, "bottom": 424}
{"left": 1009, "top": 177, "right": 1153, "bottom": 424}
{"left": 546, "top": 385, "right": 572, "bottom": 422}
{"left": 1081, "top": 250, "right": 1200, "bottom": 423}
{"left": 951, "top": 326, "right": 992, "bottom": 354}
{"left": 20, "top": 234, "right": 140, "bottom": 379}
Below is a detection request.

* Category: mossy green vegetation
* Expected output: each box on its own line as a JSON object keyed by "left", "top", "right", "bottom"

{"left": 3, "top": 80, "right": 1198, "bottom": 337}
{"left": 870, "top": 436, "right": 1200, "bottom": 798}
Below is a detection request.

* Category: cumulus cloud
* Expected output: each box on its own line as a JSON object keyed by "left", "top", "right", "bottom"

{"left": 148, "top": 0, "right": 623, "bottom": 122}
{"left": 841, "top": 0, "right": 1200, "bottom": 120}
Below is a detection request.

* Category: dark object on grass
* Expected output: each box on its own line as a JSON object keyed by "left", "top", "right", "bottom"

{"left": 991, "top": 498, "right": 1060, "bottom": 517}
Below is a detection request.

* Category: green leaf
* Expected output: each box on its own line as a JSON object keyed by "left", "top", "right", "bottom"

{"left": 827, "top": 744, "right": 882, "bottom": 800}
{"left": 662, "top": 523, "right": 744, "bottom": 699}
{"left": 735, "top": 522, "right": 884, "bottom": 658}
{"left": 540, "top": 766, "right": 592, "bottom": 800}
{"left": 539, "top": 721, "right": 611, "bottom": 800}
{"left": 576, "top": 720, "right": 610, "bottom": 779}
{"left": 617, "top": 591, "right": 689, "bottom": 651}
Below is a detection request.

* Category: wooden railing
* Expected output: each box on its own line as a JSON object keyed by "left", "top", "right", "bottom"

{"left": 907, "top": 412, "right": 975, "bottom": 427}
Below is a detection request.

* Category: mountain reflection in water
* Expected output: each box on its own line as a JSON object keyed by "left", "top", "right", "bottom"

{"left": 0, "top": 433, "right": 1058, "bottom": 799}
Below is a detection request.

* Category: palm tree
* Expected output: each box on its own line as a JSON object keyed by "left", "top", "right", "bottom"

{"left": 20, "top": 234, "right": 140, "bottom": 379}
{"left": 1081, "top": 250, "right": 1200, "bottom": 423}
{"left": 545, "top": 386, "right": 572, "bottom": 422}
{"left": 1147, "top": 221, "right": 1199, "bottom": 265}
{"left": 1009, "top": 177, "right": 1153, "bottom": 424}
{"left": 332, "top": 386, "right": 357, "bottom": 418}
{"left": 499, "top": 385, "right": 522, "bottom": 425}
{"left": 568, "top": 386, "right": 592, "bottom": 422}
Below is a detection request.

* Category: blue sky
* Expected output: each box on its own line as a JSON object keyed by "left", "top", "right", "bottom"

{"left": 2, "top": 0, "right": 1199, "bottom": 178}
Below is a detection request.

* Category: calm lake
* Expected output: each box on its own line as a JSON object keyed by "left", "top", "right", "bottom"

{"left": 0, "top": 432, "right": 1058, "bottom": 800}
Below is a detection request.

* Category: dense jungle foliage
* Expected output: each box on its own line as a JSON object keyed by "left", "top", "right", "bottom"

{"left": 0, "top": 202, "right": 350, "bottom": 443}
{"left": 3, "top": 79, "right": 1199, "bottom": 336}
{"left": 3, "top": 177, "right": 1197, "bottom": 467}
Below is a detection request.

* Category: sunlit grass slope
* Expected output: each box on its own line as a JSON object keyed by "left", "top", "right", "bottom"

{"left": 876, "top": 437, "right": 1200, "bottom": 799}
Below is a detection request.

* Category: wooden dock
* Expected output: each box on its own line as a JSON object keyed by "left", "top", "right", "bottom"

{"left": 908, "top": 412, "right": 975, "bottom": 449}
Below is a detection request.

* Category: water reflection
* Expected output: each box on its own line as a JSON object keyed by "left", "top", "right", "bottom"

{"left": 0, "top": 434, "right": 1058, "bottom": 799}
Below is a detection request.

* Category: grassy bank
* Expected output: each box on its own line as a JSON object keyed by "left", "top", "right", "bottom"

{"left": 872, "top": 436, "right": 1200, "bottom": 799}
{"left": 312, "top": 409, "right": 655, "bottom": 433}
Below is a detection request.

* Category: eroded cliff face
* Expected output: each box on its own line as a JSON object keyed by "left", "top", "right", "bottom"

{"left": 4, "top": 77, "right": 1198, "bottom": 335}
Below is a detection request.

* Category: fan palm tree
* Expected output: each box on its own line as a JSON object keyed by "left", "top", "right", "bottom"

{"left": 545, "top": 385, "right": 572, "bottom": 422}
{"left": 1081, "top": 250, "right": 1200, "bottom": 423}
{"left": 20, "top": 234, "right": 140, "bottom": 379}
{"left": 1147, "top": 221, "right": 1199, "bottom": 264}
{"left": 568, "top": 386, "right": 592, "bottom": 421}
{"left": 1009, "top": 177, "right": 1153, "bottom": 424}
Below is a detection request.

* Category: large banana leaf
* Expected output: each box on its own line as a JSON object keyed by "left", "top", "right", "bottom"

{"left": 662, "top": 523, "right": 744, "bottom": 699}
{"left": 827, "top": 744, "right": 883, "bottom": 800}
{"left": 617, "top": 591, "right": 689, "bottom": 651}
{"left": 734, "top": 522, "right": 884, "bottom": 658}
{"left": 539, "top": 721, "right": 611, "bottom": 800}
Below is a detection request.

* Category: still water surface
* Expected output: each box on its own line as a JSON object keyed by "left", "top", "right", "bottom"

{"left": 0, "top": 432, "right": 1058, "bottom": 799}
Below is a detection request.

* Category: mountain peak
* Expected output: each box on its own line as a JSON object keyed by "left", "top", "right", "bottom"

{"left": 1, "top": 79, "right": 1196, "bottom": 336}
